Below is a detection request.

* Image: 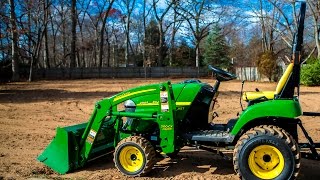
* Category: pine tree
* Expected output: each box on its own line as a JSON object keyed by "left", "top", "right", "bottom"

{"left": 204, "top": 26, "right": 231, "bottom": 68}
{"left": 144, "top": 20, "right": 161, "bottom": 66}
{"left": 144, "top": 20, "right": 160, "bottom": 47}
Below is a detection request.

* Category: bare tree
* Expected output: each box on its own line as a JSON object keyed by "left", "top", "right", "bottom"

{"left": 142, "top": 0, "right": 152, "bottom": 67}
{"left": 0, "top": 1, "right": 8, "bottom": 60}
{"left": 169, "top": 0, "right": 182, "bottom": 66}
{"left": 8, "top": 0, "right": 19, "bottom": 81}
{"left": 152, "top": 0, "right": 174, "bottom": 66}
{"left": 307, "top": 0, "right": 320, "bottom": 58}
{"left": 43, "top": 0, "right": 50, "bottom": 68}
{"left": 98, "top": 0, "right": 115, "bottom": 68}
{"left": 70, "top": 0, "right": 77, "bottom": 68}
{"left": 247, "top": 0, "right": 297, "bottom": 53}
{"left": 18, "top": 0, "right": 51, "bottom": 81}
{"left": 119, "top": 0, "right": 136, "bottom": 67}
{"left": 77, "top": 0, "right": 91, "bottom": 67}
{"left": 177, "top": 0, "right": 224, "bottom": 67}
{"left": 48, "top": 3, "right": 58, "bottom": 66}
{"left": 60, "top": 0, "right": 68, "bottom": 66}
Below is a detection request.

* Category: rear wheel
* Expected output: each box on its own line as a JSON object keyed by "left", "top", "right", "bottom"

{"left": 233, "top": 125, "right": 300, "bottom": 180}
{"left": 114, "top": 136, "right": 156, "bottom": 177}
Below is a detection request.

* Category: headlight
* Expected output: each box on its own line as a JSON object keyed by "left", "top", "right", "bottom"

{"left": 124, "top": 100, "right": 136, "bottom": 112}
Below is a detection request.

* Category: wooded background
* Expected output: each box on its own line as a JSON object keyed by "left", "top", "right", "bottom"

{"left": 1, "top": 0, "right": 319, "bottom": 81}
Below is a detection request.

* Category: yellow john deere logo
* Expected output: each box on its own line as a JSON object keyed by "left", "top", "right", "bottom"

{"left": 113, "top": 89, "right": 156, "bottom": 102}
{"left": 137, "top": 101, "right": 159, "bottom": 106}
{"left": 161, "top": 125, "right": 173, "bottom": 130}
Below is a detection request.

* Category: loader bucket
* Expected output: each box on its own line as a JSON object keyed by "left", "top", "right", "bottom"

{"left": 37, "top": 123, "right": 87, "bottom": 174}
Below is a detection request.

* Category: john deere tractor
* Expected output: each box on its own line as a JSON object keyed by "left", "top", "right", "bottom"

{"left": 38, "top": 2, "right": 319, "bottom": 179}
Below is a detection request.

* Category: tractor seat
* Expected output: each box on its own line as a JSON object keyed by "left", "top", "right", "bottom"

{"left": 242, "top": 63, "right": 294, "bottom": 101}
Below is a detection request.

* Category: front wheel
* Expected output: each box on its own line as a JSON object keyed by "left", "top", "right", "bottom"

{"left": 114, "top": 136, "right": 156, "bottom": 177}
{"left": 233, "top": 125, "right": 300, "bottom": 180}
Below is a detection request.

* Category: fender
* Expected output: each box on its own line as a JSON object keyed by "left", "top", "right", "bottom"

{"left": 231, "top": 99, "right": 302, "bottom": 135}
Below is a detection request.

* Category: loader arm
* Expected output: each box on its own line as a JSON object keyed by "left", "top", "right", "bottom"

{"left": 38, "top": 81, "right": 177, "bottom": 174}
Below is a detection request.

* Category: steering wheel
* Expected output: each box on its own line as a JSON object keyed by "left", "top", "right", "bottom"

{"left": 208, "top": 65, "right": 237, "bottom": 81}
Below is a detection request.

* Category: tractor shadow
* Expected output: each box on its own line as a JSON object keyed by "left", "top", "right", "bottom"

{"left": 298, "top": 159, "right": 320, "bottom": 180}
{"left": 70, "top": 149, "right": 320, "bottom": 179}
{"left": 76, "top": 154, "right": 115, "bottom": 172}
{"left": 78, "top": 149, "right": 235, "bottom": 178}
{"left": 150, "top": 149, "right": 235, "bottom": 178}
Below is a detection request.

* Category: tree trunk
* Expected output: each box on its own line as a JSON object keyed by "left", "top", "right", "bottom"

{"left": 113, "top": 44, "right": 118, "bottom": 67}
{"left": 79, "top": 24, "right": 86, "bottom": 67}
{"left": 106, "top": 29, "right": 111, "bottom": 67}
{"left": 194, "top": 12, "right": 201, "bottom": 68}
{"left": 82, "top": 40, "right": 85, "bottom": 67}
{"left": 306, "top": 0, "right": 320, "bottom": 59}
{"left": 98, "top": 0, "right": 115, "bottom": 68}
{"left": 195, "top": 42, "right": 200, "bottom": 67}
{"left": 28, "top": 56, "right": 34, "bottom": 82}
{"left": 142, "top": 0, "right": 147, "bottom": 67}
{"left": 259, "top": 0, "right": 268, "bottom": 52}
{"left": 61, "top": 2, "right": 67, "bottom": 67}
{"left": 315, "top": 25, "right": 320, "bottom": 59}
{"left": 123, "top": 0, "right": 136, "bottom": 67}
{"left": 158, "top": 22, "right": 165, "bottom": 66}
{"left": 169, "top": 9, "right": 177, "bottom": 67}
{"left": 70, "top": 0, "right": 77, "bottom": 68}
{"left": 9, "top": 0, "right": 19, "bottom": 81}
{"left": 0, "top": 25, "right": 3, "bottom": 59}
{"left": 125, "top": 16, "right": 130, "bottom": 67}
{"left": 94, "top": 29, "right": 98, "bottom": 67}
{"left": 43, "top": 0, "right": 50, "bottom": 68}
{"left": 52, "top": 34, "right": 57, "bottom": 66}
{"left": 98, "top": 27, "right": 105, "bottom": 68}
{"left": 49, "top": 6, "right": 57, "bottom": 66}
{"left": 152, "top": 0, "right": 173, "bottom": 67}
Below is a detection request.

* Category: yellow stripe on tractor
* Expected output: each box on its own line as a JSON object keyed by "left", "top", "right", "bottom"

{"left": 114, "top": 89, "right": 156, "bottom": 102}
{"left": 176, "top": 102, "right": 191, "bottom": 106}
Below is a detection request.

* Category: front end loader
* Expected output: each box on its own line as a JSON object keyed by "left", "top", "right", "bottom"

{"left": 38, "top": 2, "right": 319, "bottom": 179}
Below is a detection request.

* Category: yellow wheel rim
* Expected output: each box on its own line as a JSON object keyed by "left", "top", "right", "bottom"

{"left": 119, "top": 146, "right": 144, "bottom": 173}
{"left": 248, "top": 145, "right": 285, "bottom": 179}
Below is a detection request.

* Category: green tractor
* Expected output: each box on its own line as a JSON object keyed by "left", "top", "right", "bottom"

{"left": 38, "top": 2, "right": 319, "bottom": 179}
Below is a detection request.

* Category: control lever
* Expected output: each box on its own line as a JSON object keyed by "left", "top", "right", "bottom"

{"left": 240, "top": 81, "right": 245, "bottom": 111}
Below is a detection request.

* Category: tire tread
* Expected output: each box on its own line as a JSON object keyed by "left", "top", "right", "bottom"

{"left": 233, "top": 125, "right": 301, "bottom": 179}
{"left": 114, "top": 136, "right": 156, "bottom": 177}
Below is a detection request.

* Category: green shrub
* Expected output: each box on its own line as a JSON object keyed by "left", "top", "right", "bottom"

{"left": 301, "top": 60, "right": 320, "bottom": 86}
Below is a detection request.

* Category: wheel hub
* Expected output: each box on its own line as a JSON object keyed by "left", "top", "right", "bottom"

{"left": 248, "top": 145, "right": 285, "bottom": 179}
{"left": 263, "top": 154, "right": 271, "bottom": 163}
{"left": 119, "top": 146, "right": 144, "bottom": 173}
{"left": 130, "top": 154, "right": 137, "bottom": 161}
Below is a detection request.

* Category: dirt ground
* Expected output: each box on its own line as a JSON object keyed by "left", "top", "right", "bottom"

{"left": 0, "top": 78, "right": 319, "bottom": 180}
